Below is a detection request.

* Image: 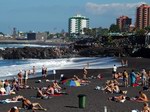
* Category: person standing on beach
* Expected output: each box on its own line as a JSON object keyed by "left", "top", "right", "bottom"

{"left": 130, "top": 70, "right": 136, "bottom": 87}
{"left": 112, "top": 65, "right": 117, "bottom": 78}
{"left": 44, "top": 68, "right": 48, "bottom": 78}
{"left": 141, "top": 69, "right": 147, "bottom": 86}
{"left": 23, "top": 70, "right": 28, "bottom": 86}
{"left": 17, "top": 70, "right": 23, "bottom": 86}
{"left": 123, "top": 70, "right": 129, "bottom": 87}
{"left": 83, "top": 66, "right": 88, "bottom": 80}
{"left": 32, "top": 66, "right": 36, "bottom": 75}
{"left": 42, "top": 65, "right": 46, "bottom": 77}
{"left": 112, "top": 65, "right": 117, "bottom": 74}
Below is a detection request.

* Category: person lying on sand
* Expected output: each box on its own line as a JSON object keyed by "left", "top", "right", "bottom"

{"left": 8, "top": 106, "right": 20, "bottom": 112}
{"left": 142, "top": 102, "right": 150, "bottom": 112}
{"left": 10, "top": 95, "right": 24, "bottom": 101}
{"left": 73, "top": 75, "right": 90, "bottom": 84}
{"left": 0, "top": 95, "right": 24, "bottom": 104}
{"left": 22, "top": 97, "right": 47, "bottom": 111}
{"left": 108, "top": 95, "right": 126, "bottom": 103}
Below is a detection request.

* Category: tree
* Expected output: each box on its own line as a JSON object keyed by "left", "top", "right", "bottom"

{"left": 135, "top": 29, "right": 146, "bottom": 36}
{"left": 0, "top": 32, "right": 4, "bottom": 36}
{"left": 109, "top": 24, "right": 120, "bottom": 33}
{"left": 145, "top": 26, "right": 150, "bottom": 34}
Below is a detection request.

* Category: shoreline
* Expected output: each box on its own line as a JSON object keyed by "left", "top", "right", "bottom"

{"left": 1, "top": 57, "right": 150, "bottom": 81}
{"left": 0, "top": 57, "right": 149, "bottom": 112}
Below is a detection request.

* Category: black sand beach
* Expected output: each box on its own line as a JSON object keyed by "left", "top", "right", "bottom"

{"left": 0, "top": 57, "right": 150, "bottom": 112}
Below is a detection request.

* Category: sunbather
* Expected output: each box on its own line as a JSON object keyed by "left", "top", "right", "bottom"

{"left": 22, "top": 97, "right": 47, "bottom": 111}
{"left": 108, "top": 95, "right": 126, "bottom": 103}
{"left": 46, "top": 85, "right": 54, "bottom": 95}
{"left": 103, "top": 80, "right": 114, "bottom": 93}
{"left": 37, "top": 88, "right": 49, "bottom": 99}
{"left": 11, "top": 95, "right": 24, "bottom": 101}
{"left": 136, "top": 91, "right": 148, "bottom": 102}
{"left": 73, "top": 75, "right": 90, "bottom": 84}
{"left": 52, "top": 81, "right": 62, "bottom": 92}
{"left": 113, "top": 84, "right": 127, "bottom": 94}
{"left": 8, "top": 106, "right": 19, "bottom": 112}
{"left": 142, "top": 103, "right": 150, "bottom": 112}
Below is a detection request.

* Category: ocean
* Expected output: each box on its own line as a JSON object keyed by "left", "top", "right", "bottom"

{"left": 0, "top": 44, "right": 121, "bottom": 79}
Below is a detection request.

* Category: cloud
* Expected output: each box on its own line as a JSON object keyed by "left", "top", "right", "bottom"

{"left": 85, "top": 2, "right": 147, "bottom": 16}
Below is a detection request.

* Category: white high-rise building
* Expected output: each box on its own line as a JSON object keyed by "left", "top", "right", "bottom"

{"left": 68, "top": 14, "right": 89, "bottom": 36}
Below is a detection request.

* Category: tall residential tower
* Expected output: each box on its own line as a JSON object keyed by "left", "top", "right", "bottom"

{"left": 136, "top": 4, "right": 150, "bottom": 29}
{"left": 68, "top": 14, "right": 89, "bottom": 36}
{"left": 116, "top": 16, "right": 132, "bottom": 32}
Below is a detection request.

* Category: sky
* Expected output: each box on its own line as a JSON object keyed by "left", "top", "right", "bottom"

{"left": 0, "top": 0, "right": 150, "bottom": 34}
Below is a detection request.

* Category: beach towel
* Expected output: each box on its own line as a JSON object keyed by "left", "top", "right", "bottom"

{"left": 31, "top": 96, "right": 52, "bottom": 99}
{"left": 49, "top": 93, "right": 63, "bottom": 96}
{"left": 133, "top": 83, "right": 139, "bottom": 87}
{"left": 47, "top": 92, "right": 68, "bottom": 96}
{"left": 0, "top": 99, "right": 20, "bottom": 104}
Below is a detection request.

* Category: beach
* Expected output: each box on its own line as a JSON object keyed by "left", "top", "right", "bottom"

{"left": 0, "top": 57, "right": 150, "bottom": 112}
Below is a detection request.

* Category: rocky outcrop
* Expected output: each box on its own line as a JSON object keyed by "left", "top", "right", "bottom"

{"left": 0, "top": 45, "right": 149, "bottom": 59}
{"left": 78, "top": 47, "right": 126, "bottom": 57}
{"left": 1, "top": 47, "right": 73, "bottom": 59}
{"left": 131, "top": 47, "right": 150, "bottom": 58}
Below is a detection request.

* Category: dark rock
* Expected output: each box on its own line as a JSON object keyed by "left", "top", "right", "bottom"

{"left": 1, "top": 47, "right": 73, "bottom": 59}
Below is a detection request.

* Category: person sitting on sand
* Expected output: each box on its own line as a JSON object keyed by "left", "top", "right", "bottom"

{"left": 0, "top": 87, "right": 6, "bottom": 95}
{"left": 142, "top": 102, "right": 150, "bottom": 112}
{"left": 108, "top": 95, "right": 126, "bottom": 103}
{"left": 0, "top": 80, "right": 4, "bottom": 88}
{"left": 37, "top": 88, "right": 49, "bottom": 99}
{"left": 46, "top": 85, "right": 54, "bottom": 95}
{"left": 11, "top": 79, "right": 19, "bottom": 91}
{"left": 113, "top": 84, "right": 127, "bottom": 94}
{"left": 4, "top": 80, "right": 15, "bottom": 95}
{"left": 52, "top": 81, "right": 62, "bottom": 91}
{"left": 103, "top": 80, "right": 114, "bottom": 93}
{"left": 136, "top": 91, "right": 148, "bottom": 102}
{"left": 22, "top": 97, "right": 47, "bottom": 111}
{"left": 113, "top": 72, "right": 122, "bottom": 80}
{"left": 8, "top": 106, "right": 20, "bottom": 112}
{"left": 113, "top": 80, "right": 121, "bottom": 86}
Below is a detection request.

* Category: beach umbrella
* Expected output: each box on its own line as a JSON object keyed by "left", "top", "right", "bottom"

{"left": 65, "top": 80, "right": 80, "bottom": 87}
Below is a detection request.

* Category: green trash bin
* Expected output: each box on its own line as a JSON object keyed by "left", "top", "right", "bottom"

{"left": 78, "top": 94, "right": 87, "bottom": 108}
